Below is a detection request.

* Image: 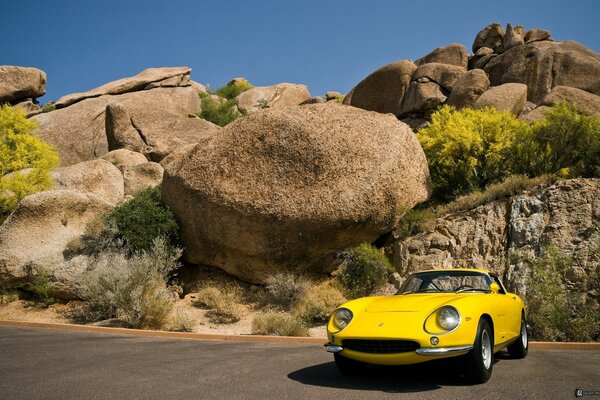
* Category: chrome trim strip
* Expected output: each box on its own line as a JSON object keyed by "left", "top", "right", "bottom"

{"left": 324, "top": 344, "right": 343, "bottom": 353}
{"left": 416, "top": 345, "right": 473, "bottom": 356}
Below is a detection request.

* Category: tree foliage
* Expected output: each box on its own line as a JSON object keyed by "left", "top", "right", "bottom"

{"left": 0, "top": 105, "right": 59, "bottom": 221}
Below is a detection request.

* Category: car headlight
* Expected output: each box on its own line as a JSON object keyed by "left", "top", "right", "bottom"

{"left": 332, "top": 308, "right": 353, "bottom": 331}
{"left": 436, "top": 306, "right": 460, "bottom": 331}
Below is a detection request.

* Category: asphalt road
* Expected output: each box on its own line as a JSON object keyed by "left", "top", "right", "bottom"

{"left": 0, "top": 326, "right": 598, "bottom": 400}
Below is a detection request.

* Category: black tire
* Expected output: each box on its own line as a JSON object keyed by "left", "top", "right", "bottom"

{"left": 333, "top": 353, "right": 366, "bottom": 375}
{"left": 464, "top": 318, "right": 494, "bottom": 384}
{"left": 507, "top": 314, "right": 528, "bottom": 359}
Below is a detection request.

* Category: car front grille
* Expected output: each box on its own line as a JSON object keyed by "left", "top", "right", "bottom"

{"left": 342, "top": 339, "right": 419, "bottom": 354}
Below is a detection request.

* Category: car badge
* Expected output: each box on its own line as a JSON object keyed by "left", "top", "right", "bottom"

{"left": 378, "top": 322, "right": 384, "bottom": 327}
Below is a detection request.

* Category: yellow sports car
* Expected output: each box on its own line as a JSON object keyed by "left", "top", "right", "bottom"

{"left": 325, "top": 268, "right": 528, "bottom": 383}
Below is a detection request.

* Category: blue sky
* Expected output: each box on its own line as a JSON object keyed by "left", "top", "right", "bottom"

{"left": 2, "top": 0, "right": 599, "bottom": 103}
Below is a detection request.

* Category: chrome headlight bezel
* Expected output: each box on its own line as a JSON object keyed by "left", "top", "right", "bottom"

{"left": 331, "top": 308, "right": 353, "bottom": 332}
{"left": 424, "top": 305, "right": 462, "bottom": 334}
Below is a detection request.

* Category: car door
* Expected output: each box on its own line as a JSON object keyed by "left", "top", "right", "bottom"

{"left": 488, "top": 275, "right": 514, "bottom": 345}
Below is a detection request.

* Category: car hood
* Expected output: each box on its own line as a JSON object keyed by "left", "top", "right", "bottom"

{"left": 364, "top": 293, "right": 470, "bottom": 313}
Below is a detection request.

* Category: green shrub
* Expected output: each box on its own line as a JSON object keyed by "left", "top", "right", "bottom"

{"left": 337, "top": 243, "right": 393, "bottom": 299}
{"left": 0, "top": 105, "right": 60, "bottom": 221}
{"left": 294, "top": 281, "right": 346, "bottom": 325}
{"left": 194, "top": 285, "right": 244, "bottom": 324}
{"left": 397, "top": 207, "right": 437, "bottom": 237}
{"left": 27, "top": 268, "right": 55, "bottom": 307}
{"left": 215, "top": 79, "right": 253, "bottom": 100}
{"left": 439, "top": 174, "right": 559, "bottom": 215}
{"left": 76, "top": 237, "right": 181, "bottom": 329}
{"left": 0, "top": 283, "right": 19, "bottom": 305}
{"left": 265, "top": 272, "right": 312, "bottom": 311}
{"left": 41, "top": 102, "right": 56, "bottom": 113}
{"left": 525, "top": 246, "right": 599, "bottom": 342}
{"left": 417, "top": 105, "right": 528, "bottom": 201}
{"left": 105, "top": 186, "right": 181, "bottom": 253}
{"left": 198, "top": 93, "right": 244, "bottom": 127}
{"left": 252, "top": 311, "right": 308, "bottom": 336}
{"left": 519, "top": 102, "right": 600, "bottom": 178}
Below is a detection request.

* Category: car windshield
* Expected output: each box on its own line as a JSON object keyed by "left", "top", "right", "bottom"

{"left": 397, "top": 270, "right": 493, "bottom": 294}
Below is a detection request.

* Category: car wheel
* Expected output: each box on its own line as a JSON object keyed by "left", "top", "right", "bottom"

{"left": 507, "top": 314, "right": 528, "bottom": 359}
{"left": 463, "top": 318, "right": 494, "bottom": 384}
{"left": 333, "top": 353, "right": 366, "bottom": 375}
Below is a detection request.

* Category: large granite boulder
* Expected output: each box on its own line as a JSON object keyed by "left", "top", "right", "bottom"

{"left": 236, "top": 83, "right": 311, "bottom": 114}
{"left": 416, "top": 43, "right": 469, "bottom": 69}
{"left": 399, "top": 82, "right": 447, "bottom": 117}
{"left": 538, "top": 86, "right": 600, "bottom": 118}
{"left": 446, "top": 69, "right": 490, "bottom": 109}
{"left": 525, "top": 29, "right": 551, "bottom": 44}
{"left": 52, "top": 159, "right": 124, "bottom": 205}
{"left": 345, "top": 60, "right": 417, "bottom": 116}
{"left": 0, "top": 66, "right": 46, "bottom": 104}
{"left": 100, "top": 149, "right": 148, "bottom": 171}
{"left": 123, "top": 162, "right": 163, "bottom": 196}
{"left": 484, "top": 41, "right": 600, "bottom": 103}
{"left": 411, "top": 63, "right": 466, "bottom": 92}
{"left": 503, "top": 23, "right": 525, "bottom": 51}
{"left": 0, "top": 190, "right": 113, "bottom": 298}
{"left": 473, "top": 23, "right": 504, "bottom": 53}
{"left": 162, "top": 103, "right": 431, "bottom": 282}
{"left": 32, "top": 87, "right": 202, "bottom": 166}
{"left": 105, "top": 101, "right": 220, "bottom": 162}
{"left": 473, "top": 83, "right": 528, "bottom": 116}
{"left": 55, "top": 67, "right": 191, "bottom": 108}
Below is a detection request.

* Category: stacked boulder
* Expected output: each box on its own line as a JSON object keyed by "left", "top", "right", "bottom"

{"left": 0, "top": 65, "right": 47, "bottom": 116}
{"left": 345, "top": 23, "right": 600, "bottom": 128}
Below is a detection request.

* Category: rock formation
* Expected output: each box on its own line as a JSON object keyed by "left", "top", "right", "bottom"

{"left": 236, "top": 83, "right": 311, "bottom": 114}
{"left": 385, "top": 179, "right": 599, "bottom": 307}
{"left": 162, "top": 103, "right": 431, "bottom": 282}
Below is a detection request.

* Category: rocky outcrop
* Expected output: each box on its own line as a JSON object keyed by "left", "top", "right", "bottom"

{"left": 399, "top": 82, "right": 447, "bottom": 117}
{"left": 105, "top": 101, "right": 220, "bottom": 162}
{"left": 100, "top": 149, "right": 148, "bottom": 170}
{"left": 446, "top": 69, "right": 490, "bottom": 109}
{"left": 55, "top": 67, "right": 192, "bottom": 108}
{"left": 123, "top": 162, "right": 163, "bottom": 196}
{"left": 525, "top": 29, "right": 551, "bottom": 44}
{"left": 32, "top": 87, "right": 202, "bottom": 166}
{"left": 473, "top": 83, "right": 528, "bottom": 116}
{"left": 538, "top": 86, "right": 600, "bottom": 117}
{"left": 162, "top": 103, "right": 431, "bottom": 283}
{"left": 52, "top": 159, "right": 124, "bottom": 205}
{"left": 386, "top": 179, "right": 600, "bottom": 305}
{"left": 411, "top": 63, "right": 466, "bottom": 93}
{"left": 0, "top": 66, "right": 46, "bottom": 104}
{"left": 503, "top": 23, "right": 525, "bottom": 51}
{"left": 484, "top": 41, "right": 600, "bottom": 103}
{"left": 0, "top": 190, "right": 113, "bottom": 298}
{"left": 235, "top": 83, "right": 311, "bottom": 114}
{"left": 416, "top": 43, "right": 469, "bottom": 69}
{"left": 473, "top": 23, "right": 504, "bottom": 53}
{"left": 345, "top": 60, "right": 416, "bottom": 116}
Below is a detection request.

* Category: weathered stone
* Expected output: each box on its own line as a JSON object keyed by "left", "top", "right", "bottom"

{"left": 235, "top": 83, "right": 310, "bottom": 114}
{"left": 416, "top": 43, "right": 469, "bottom": 69}
{"left": 100, "top": 149, "right": 148, "bottom": 171}
{"left": 525, "top": 29, "right": 551, "bottom": 43}
{"left": 162, "top": 103, "right": 431, "bottom": 283}
{"left": 52, "top": 159, "right": 124, "bottom": 205}
{"left": 446, "top": 69, "right": 490, "bottom": 109}
{"left": 475, "top": 47, "right": 494, "bottom": 56}
{"left": 473, "top": 23, "right": 504, "bottom": 52}
{"left": 55, "top": 67, "right": 191, "bottom": 108}
{"left": 123, "top": 162, "right": 163, "bottom": 196}
{"left": 503, "top": 23, "right": 525, "bottom": 51}
{"left": 13, "top": 99, "right": 41, "bottom": 117}
{"left": 473, "top": 83, "right": 528, "bottom": 116}
{"left": 539, "top": 86, "right": 600, "bottom": 118}
{"left": 346, "top": 60, "right": 416, "bottom": 116}
{"left": 411, "top": 63, "right": 466, "bottom": 92}
{"left": 399, "top": 82, "right": 447, "bottom": 116}
{"left": 470, "top": 53, "right": 497, "bottom": 70}
{"left": 484, "top": 41, "right": 600, "bottom": 103}
{"left": 0, "top": 190, "right": 113, "bottom": 297}
{"left": 0, "top": 66, "right": 46, "bottom": 104}
{"left": 518, "top": 106, "right": 550, "bottom": 122}
{"left": 386, "top": 178, "right": 600, "bottom": 307}
{"left": 189, "top": 80, "right": 208, "bottom": 95}
{"left": 32, "top": 87, "right": 202, "bottom": 166}
{"left": 105, "top": 101, "right": 220, "bottom": 162}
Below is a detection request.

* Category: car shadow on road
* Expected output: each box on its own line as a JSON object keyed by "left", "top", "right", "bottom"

{"left": 288, "top": 358, "right": 502, "bottom": 393}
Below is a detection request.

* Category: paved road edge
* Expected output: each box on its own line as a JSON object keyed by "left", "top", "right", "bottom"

{"left": 1, "top": 319, "right": 599, "bottom": 349}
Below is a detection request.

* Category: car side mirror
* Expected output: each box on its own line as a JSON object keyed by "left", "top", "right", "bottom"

{"left": 489, "top": 283, "right": 500, "bottom": 293}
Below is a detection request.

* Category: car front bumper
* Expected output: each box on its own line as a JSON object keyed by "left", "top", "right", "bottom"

{"left": 324, "top": 343, "right": 473, "bottom": 365}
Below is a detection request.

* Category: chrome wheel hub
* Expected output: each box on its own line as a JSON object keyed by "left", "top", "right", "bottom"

{"left": 521, "top": 321, "right": 528, "bottom": 348}
{"left": 481, "top": 330, "right": 492, "bottom": 369}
